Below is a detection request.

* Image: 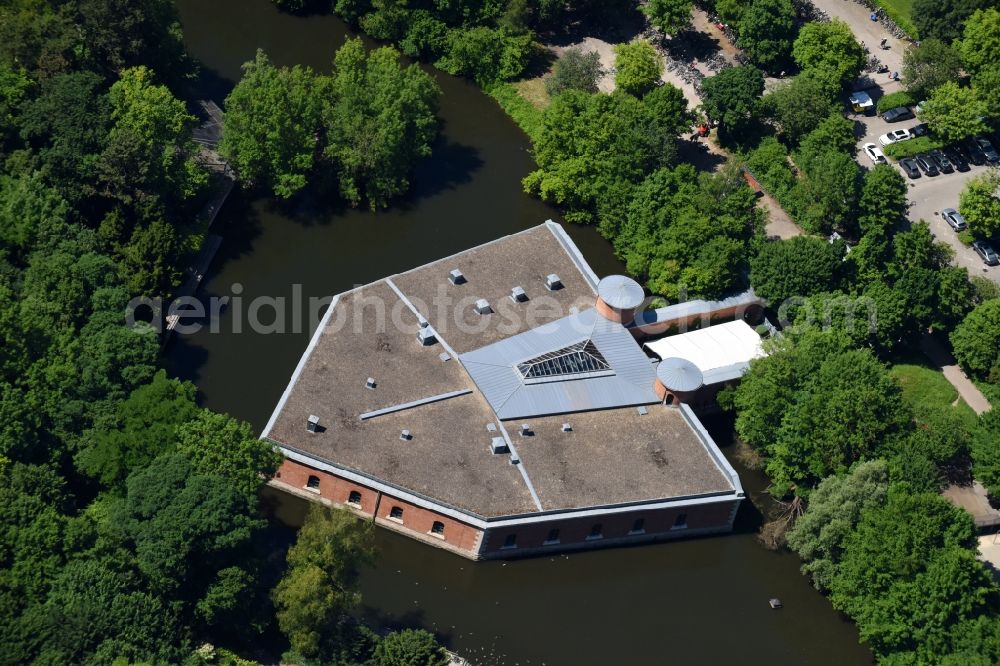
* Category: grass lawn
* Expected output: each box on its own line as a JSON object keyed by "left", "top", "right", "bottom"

{"left": 513, "top": 76, "right": 551, "bottom": 110}
{"left": 874, "top": 0, "right": 917, "bottom": 39}
{"left": 891, "top": 363, "right": 979, "bottom": 428}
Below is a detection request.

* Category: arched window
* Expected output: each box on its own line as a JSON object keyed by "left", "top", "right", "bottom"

{"left": 306, "top": 475, "right": 320, "bottom": 490}
{"left": 431, "top": 521, "right": 445, "bottom": 536}
{"left": 347, "top": 490, "right": 362, "bottom": 505}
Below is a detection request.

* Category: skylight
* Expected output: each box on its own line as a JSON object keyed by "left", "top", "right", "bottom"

{"left": 516, "top": 340, "right": 612, "bottom": 382}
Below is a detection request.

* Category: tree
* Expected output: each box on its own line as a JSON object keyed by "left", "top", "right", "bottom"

{"left": 523, "top": 90, "right": 676, "bottom": 224}
{"left": 641, "top": 0, "right": 693, "bottom": 36}
{"left": 971, "top": 410, "right": 1000, "bottom": 497}
{"left": 273, "top": 504, "right": 375, "bottom": 660}
{"left": 972, "top": 65, "right": 1000, "bottom": 123}
{"left": 959, "top": 171, "right": 1000, "bottom": 238}
{"left": 858, "top": 164, "right": 908, "bottom": 237}
{"left": 0, "top": 61, "right": 31, "bottom": 148}
{"left": 111, "top": 454, "right": 263, "bottom": 618}
{"left": 913, "top": 0, "right": 991, "bottom": 43}
{"left": 736, "top": 0, "right": 797, "bottom": 71}
{"left": 958, "top": 8, "right": 1000, "bottom": 75}
{"left": 793, "top": 147, "right": 860, "bottom": 234}
{"left": 100, "top": 66, "right": 206, "bottom": 209}
{"left": 435, "top": 26, "right": 534, "bottom": 85}
{"left": 613, "top": 41, "right": 663, "bottom": 97}
{"left": 830, "top": 491, "right": 992, "bottom": 661}
{"left": 950, "top": 300, "right": 1000, "bottom": 378}
{"left": 323, "top": 38, "right": 440, "bottom": 209}
{"left": 726, "top": 329, "right": 852, "bottom": 450}
{"left": 762, "top": 71, "right": 837, "bottom": 144}
{"left": 372, "top": 629, "right": 449, "bottom": 666}
{"left": 75, "top": 370, "right": 198, "bottom": 488}
{"left": 750, "top": 236, "right": 843, "bottom": 305}
{"left": 767, "top": 349, "right": 911, "bottom": 494}
{"left": 700, "top": 65, "right": 764, "bottom": 138}
{"left": 786, "top": 459, "right": 889, "bottom": 591}
{"left": 918, "top": 81, "right": 989, "bottom": 143}
{"left": 220, "top": 50, "right": 322, "bottom": 199}
{"left": 902, "top": 39, "right": 964, "bottom": 100}
{"left": 174, "top": 410, "right": 283, "bottom": 503}
{"left": 792, "top": 19, "right": 865, "bottom": 86}
{"left": 0, "top": 172, "right": 70, "bottom": 257}
{"left": 546, "top": 48, "right": 603, "bottom": 96}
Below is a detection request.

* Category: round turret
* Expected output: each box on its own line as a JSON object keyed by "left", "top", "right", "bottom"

{"left": 596, "top": 275, "right": 644, "bottom": 325}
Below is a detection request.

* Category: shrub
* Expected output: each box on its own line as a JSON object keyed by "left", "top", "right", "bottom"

{"left": 876, "top": 90, "right": 916, "bottom": 113}
{"left": 883, "top": 135, "right": 944, "bottom": 159}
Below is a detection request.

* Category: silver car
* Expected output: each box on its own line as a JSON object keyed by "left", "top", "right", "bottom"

{"left": 942, "top": 208, "right": 967, "bottom": 231}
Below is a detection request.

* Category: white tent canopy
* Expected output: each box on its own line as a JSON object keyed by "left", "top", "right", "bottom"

{"left": 645, "top": 320, "right": 765, "bottom": 386}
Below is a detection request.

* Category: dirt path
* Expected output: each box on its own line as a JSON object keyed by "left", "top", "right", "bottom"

{"left": 920, "top": 334, "right": 992, "bottom": 415}
{"left": 811, "top": 0, "right": 909, "bottom": 92}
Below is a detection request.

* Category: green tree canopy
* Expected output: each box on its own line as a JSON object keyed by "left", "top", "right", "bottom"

{"left": 950, "top": 299, "right": 1000, "bottom": 378}
{"left": 435, "top": 26, "right": 534, "bottom": 85}
{"left": 322, "top": 38, "right": 440, "bottom": 209}
{"left": 786, "top": 459, "right": 889, "bottom": 591}
{"left": 971, "top": 410, "right": 1000, "bottom": 497}
{"left": 700, "top": 65, "right": 764, "bottom": 139}
{"left": 372, "top": 629, "right": 449, "bottom": 666}
{"left": 902, "top": 39, "right": 964, "bottom": 100}
{"left": 546, "top": 48, "right": 603, "bottom": 96}
{"left": 273, "top": 504, "right": 375, "bottom": 660}
{"left": 913, "top": 0, "right": 991, "bottom": 43}
{"left": 220, "top": 50, "right": 322, "bottom": 199}
{"left": 613, "top": 41, "right": 663, "bottom": 97}
{"left": 761, "top": 70, "right": 838, "bottom": 144}
{"left": 641, "top": 0, "right": 693, "bottom": 36}
{"left": 736, "top": 0, "right": 797, "bottom": 71}
{"left": 958, "top": 7, "right": 1000, "bottom": 74}
{"left": 792, "top": 19, "right": 865, "bottom": 87}
{"left": 174, "top": 409, "right": 283, "bottom": 503}
{"left": 918, "top": 80, "right": 989, "bottom": 143}
{"left": 750, "top": 236, "right": 843, "bottom": 305}
{"left": 767, "top": 348, "right": 911, "bottom": 494}
{"left": 959, "top": 171, "right": 1000, "bottom": 238}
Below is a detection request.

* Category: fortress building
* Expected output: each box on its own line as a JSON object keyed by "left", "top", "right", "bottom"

{"left": 262, "top": 221, "right": 758, "bottom": 559}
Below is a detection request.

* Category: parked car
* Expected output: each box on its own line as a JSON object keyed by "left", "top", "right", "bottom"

{"left": 879, "top": 128, "right": 912, "bottom": 145}
{"left": 942, "top": 208, "right": 968, "bottom": 231}
{"left": 976, "top": 136, "right": 1000, "bottom": 163}
{"left": 909, "top": 123, "right": 930, "bottom": 137}
{"left": 964, "top": 138, "right": 988, "bottom": 165}
{"left": 915, "top": 154, "right": 940, "bottom": 176}
{"left": 899, "top": 157, "right": 921, "bottom": 179}
{"left": 972, "top": 240, "right": 999, "bottom": 266}
{"left": 929, "top": 149, "right": 954, "bottom": 173}
{"left": 863, "top": 143, "right": 887, "bottom": 164}
{"left": 882, "top": 106, "right": 915, "bottom": 122}
{"left": 944, "top": 147, "right": 970, "bottom": 172}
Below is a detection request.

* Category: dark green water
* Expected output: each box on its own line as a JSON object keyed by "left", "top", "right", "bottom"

{"left": 170, "top": 1, "right": 872, "bottom": 663}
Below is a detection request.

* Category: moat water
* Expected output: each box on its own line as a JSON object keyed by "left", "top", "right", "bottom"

{"left": 171, "top": 1, "right": 872, "bottom": 663}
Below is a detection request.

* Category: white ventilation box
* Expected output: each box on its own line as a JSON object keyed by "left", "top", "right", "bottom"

{"left": 449, "top": 269, "right": 466, "bottom": 285}
{"left": 545, "top": 274, "right": 562, "bottom": 290}
{"left": 490, "top": 436, "right": 508, "bottom": 454}
{"left": 474, "top": 299, "right": 492, "bottom": 315}
{"left": 510, "top": 286, "right": 528, "bottom": 303}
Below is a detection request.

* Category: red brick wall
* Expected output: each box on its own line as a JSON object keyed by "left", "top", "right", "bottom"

{"left": 275, "top": 458, "right": 482, "bottom": 554}
{"left": 480, "top": 499, "right": 738, "bottom": 557}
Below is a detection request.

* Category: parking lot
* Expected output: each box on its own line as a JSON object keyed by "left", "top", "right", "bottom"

{"left": 852, "top": 102, "right": 1000, "bottom": 285}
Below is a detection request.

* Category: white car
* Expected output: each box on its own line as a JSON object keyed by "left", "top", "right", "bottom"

{"left": 863, "top": 143, "right": 886, "bottom": 164}
{"left": 879, "top": 128, "right": 912, "bottom": 146}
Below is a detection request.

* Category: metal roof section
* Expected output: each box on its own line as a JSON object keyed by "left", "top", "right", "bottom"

{"left": 656, "top": 357, "right": 704, "bottom": 392}
{"left": 632, "top": 288, "right": 760, "bottom": 327}
{"left": 460, "top": 308, "right": 659, "bottom": 420}
{"left": 597, "top": 274, "right": 645, "bottom": 310}
{"left": 645, "top": 320, "right": 765, "bottom": 386}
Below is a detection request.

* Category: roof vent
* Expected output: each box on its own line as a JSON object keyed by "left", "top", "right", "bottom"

{"left": 561, "top": 422, "right": 572, "bottom": 432}
{"left": 490, "top": 436, "right": 509, "bottom": 454}
{"left": 417, "top": 315, "right": 429, "bottom": 328}
{"left": 400, "top": 429, "right": 412, "bottom": 441}
{"left": 510, "top": 286, "right": 528, "bottom": 303}
{"left": 486, "top": 423, "right": 497, "bottom": 432}
{"left": 417, "top": 327, "right": 437, "bottom": 346}
{"left": 365, "top": 377, "right": 376, "bottom": 390}
{"left": 519, "top": 423, "right": 533, "bottom": 437}
{"left": 307, "top": 415, "right": 320, "bottom": 432}
{"left": 474, "top": 299, "right": 492, "bottom": 315}
{"left": 545, "top": 274, "right": 563, "bottom": 291}
{"left": 439, "top": 351, "right": 451, "bottom": 362}
{"left": 510, "top": 452, "right": 521, "bottom": 465}
{"left": 637, "top": 406, "right": 648, "bottom": 416}
{"left": 449, "top": 269, "right": 466, "bottom": 285}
